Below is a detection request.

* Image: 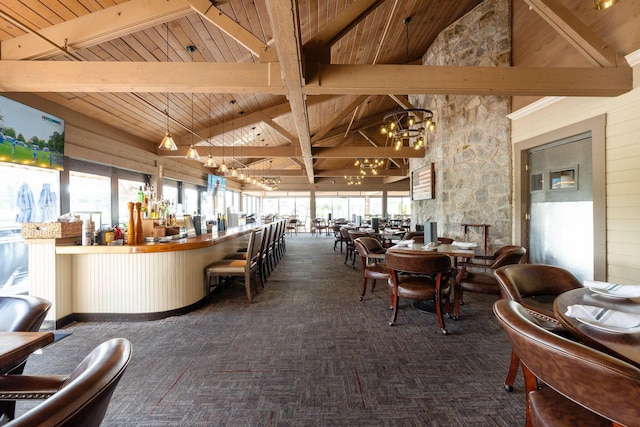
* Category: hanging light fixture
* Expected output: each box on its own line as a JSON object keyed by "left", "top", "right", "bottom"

{"left": 158, "top": 23, "right": 177, "bottom": 151}
{"left": 184, "top": 46, "right": 200, "bottom": 161}
{"left": 355, "top": 157, "right": 385, "bottom": 175}
{"left": 217, "top": 98, "right": 229, "bottom": 173}
{"left": 381, "top": 16, "right": 436, "bottom": 151}
{"left": 204, "top": 92, "right": 217, "bottom": 168}
{"left": 594, "top": 0, "right": 618, "bottom": 9}
{"left": 345, "top": 175, "right": 362, "bottom": 185}
{"left": 381, "top": 108, "right": 435, "bottom": 151}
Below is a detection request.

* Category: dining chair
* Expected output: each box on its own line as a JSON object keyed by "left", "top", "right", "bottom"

{"left": 493, "top": 299, "right": 640, "bottom": 427}
{"left": 353, "top": 237, "right": 390, "bottom": 301}
{"left": 494, "top": 264, "right": 583, "bottom": 391}
{"left": 453, "top": 245, "right": 526, "bottom": 318}
{"left": 205, "top": 229, "right": 263, "bottom": 302}
{"left": 0, "top": 338, "right": 132, "bottom": 427}
{"left": 385, "top": 250, "right": 453, "bottom": 334}
{"left": 347, "top": 230, "right": 370, "bottom": 269}
{"left": 285, "top": 218, "right": 298, "bottom": 236}
{"left": 0, "top": 295, "right": 51, "bottom": 421}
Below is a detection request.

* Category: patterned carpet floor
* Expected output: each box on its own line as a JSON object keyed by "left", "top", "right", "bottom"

{"left": 20, "top": 232, "right": 526, "bottom": 426}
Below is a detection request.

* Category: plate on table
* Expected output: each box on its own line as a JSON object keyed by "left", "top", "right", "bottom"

{"left": 421, "top": 246, "right": 437, "bottom": 251}
{"left": 588, "top": 286, "right": 640, "bottom": 299}
{"left": 575, "top": 317, "right": 640, "bottom": 334}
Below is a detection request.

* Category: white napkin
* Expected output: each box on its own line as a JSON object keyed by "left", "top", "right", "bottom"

{"left": 394, "top": 239, "right": 414, "bottom": 247}
{"left": 584, "top": 280, "right": 640, "bottom": 297}
{"left": 566, "top": 304, "right": 640, "bottom": 330}
{"left": 452, "top": 241, "right": 477, "bottom": 248}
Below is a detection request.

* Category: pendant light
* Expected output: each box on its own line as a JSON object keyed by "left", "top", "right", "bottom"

{"left": 158, "top": 23, "right": 177, "bottom": 151}
{"left": 217, "top": 99, "right": 229, "bottom": 173}
{"left": 184, "top": 45, "right": 200, "bottom": 160}
{"left": 204, "top": 92, "right": 217, "bottom": 168}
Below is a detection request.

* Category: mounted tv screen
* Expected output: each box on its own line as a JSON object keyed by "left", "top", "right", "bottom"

{"left": 0, "top": 95, "right": 65, "bottom": 170}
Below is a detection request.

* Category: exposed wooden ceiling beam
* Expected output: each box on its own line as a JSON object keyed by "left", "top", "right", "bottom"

{"left": 265, "top": 0, "right": 315, "bottom": 184}
{"left": 188, "top": 0, "right": 278, "bottom": 62}
{"left": 389, "top": 95, "right": 414, "bottom": 110}
{"left": 0, "top": 0, "right": 192, "bottom": 60}
{"left": 524, "top": 0, "right": 624, "bottom": 67}
{"left": 311, "top": 95, "right": 368, "bottom": 144}
{"left": 1, "top": 61, "right": 630, "bottom": 97}
{"left": 157, "top": 145, "right": 424, "bottom": 158}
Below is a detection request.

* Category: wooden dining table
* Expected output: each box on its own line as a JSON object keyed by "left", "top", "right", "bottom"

{"left": 0, "top": 331, "right": 55, "bottom": 371}
{"left": 554, "top": 288, "right": 640, "bottom": 368}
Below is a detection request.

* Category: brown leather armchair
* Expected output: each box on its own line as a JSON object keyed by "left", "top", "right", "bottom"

{"left": 494, "top": 264, "right": 583, "bottom": 392}
{"left": 0, "top": 295, "right": 51, "bottom": 420}
{"left": 385, "top": 251, "right": 452, "bottom": 334}
{"left": 453, "top": 245, "right": 526, "bottom": 318}
{"left": 493, "top": 300, "right": 640, "bottom": 427}
{"left": 353, "top": 237, "right": 390, "bottom": 301}
{"left": 0, "top": 338, "right": 132, "bottom": 427}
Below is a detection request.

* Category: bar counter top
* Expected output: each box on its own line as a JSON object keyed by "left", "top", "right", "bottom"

{"left": 53, "top": 224, "right": 259, "bottom": 254}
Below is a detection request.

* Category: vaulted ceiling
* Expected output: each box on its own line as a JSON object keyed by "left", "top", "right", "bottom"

{"left": 0, "top": 0, "right": 637, "bottom": 192}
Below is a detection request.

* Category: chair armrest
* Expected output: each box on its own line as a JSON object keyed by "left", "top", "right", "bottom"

{"left": 0, "top": 375, "right": 68, "bottom": 399}
{"left": 367, "top": 253, "right": 386, "bottom": 261}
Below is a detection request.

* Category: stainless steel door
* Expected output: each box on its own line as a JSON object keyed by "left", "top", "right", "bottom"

{"left": 528, "top": 134, "right": 593, "bottom": 281}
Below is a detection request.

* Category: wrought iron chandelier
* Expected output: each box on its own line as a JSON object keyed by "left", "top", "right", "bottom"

{"left": 381, "top": 108, "right": 436, "bottom": 151}
{"left": 345, "top": 175, "right": 362, "bottom": 185}
{"left": 354, "top": 158, "right": 384, "bottom": 175}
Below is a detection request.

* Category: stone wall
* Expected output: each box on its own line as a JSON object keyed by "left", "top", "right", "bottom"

{"left": 410, "top": 0, "right": 512, "bottom": 249}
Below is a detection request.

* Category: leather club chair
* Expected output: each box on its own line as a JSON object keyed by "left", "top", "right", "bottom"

{"left": 0, "top": 295, "right": 51, "bottom": 420}
{"left": 0, "top": 338, "right": 132, "bottom": 427}
{"left": 353, "top": 237, "right": 390, "bottom": 301}
{"left": 494, "top": 264, "right": 583, "bottom": 391}
{"left": 493, "top": 299, "right": 640, "bottom": 427}
{"left": 453, "top": 245, "right": 526, "bottom": 318}
{"left": 385, "top": 250, "right": 452, "bottom": 334}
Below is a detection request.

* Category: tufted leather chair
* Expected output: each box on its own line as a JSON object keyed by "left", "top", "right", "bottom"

{"left": 0, "top": 295, "right": 51, "bottom": 421}
{"left": 353, "top": 237, "right": 390, "bottom": 301}
{"left": 453, "top": 245, "right": 526, "bottom": 318}
{"left": 494, "top": 264, "right": 583, "bottom": 391}
{"left": 493, "top": 300, "right": 640, "bottom": 427}
{"left": 385, "top": 250, "right": 452, "bottom": 334}
{"left": 0, "top": 338, "right": 132, "bottom": 427}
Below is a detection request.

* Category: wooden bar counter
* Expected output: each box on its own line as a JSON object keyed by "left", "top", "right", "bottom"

{"left": 26, "top": 224, "right": 261, "bottom": 327}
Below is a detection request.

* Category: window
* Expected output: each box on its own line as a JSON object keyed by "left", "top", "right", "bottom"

{"left": 69, "top": 171, "right": 111, "bottom": 227}
{"left": 118, "top": 178, "right": 144, "bottom": 228}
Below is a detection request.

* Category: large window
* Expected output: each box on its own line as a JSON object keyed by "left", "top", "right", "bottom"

{"left": 118, "top": 178, "right": 145, "bottom": 227}
{"left": 387, "top": 195, "right": 411, "bottom": 217}
{"left": 69, "top": 171, "right": 111, "bottom": 227}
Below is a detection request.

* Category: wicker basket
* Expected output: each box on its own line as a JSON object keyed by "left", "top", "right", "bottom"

{"left": 22, "top": 222, "right": 84, "bottom": 239}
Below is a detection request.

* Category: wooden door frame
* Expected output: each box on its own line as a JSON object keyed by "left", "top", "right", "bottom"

{"left": 513, "top": 115, "right": 606, "bottom": 281}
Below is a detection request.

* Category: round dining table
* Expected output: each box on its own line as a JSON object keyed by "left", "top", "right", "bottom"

{"left": 554, "top": 287, "right": 640, "bottom": 368}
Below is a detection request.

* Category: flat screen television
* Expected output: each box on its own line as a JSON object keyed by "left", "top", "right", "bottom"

{"left": 207, "top": 174, "right": 226, "bottom": 196}
{"left": 0, "top": 95, "right": 65, "bottom": 170}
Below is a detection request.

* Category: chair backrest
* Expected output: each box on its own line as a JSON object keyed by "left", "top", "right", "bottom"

{"left": 494, "top": 264, "right": 582, "bottom": 302}
{"left": 0, "top": 295, "right": 51, "bottom": 333}
{"left": 385, "top": 250, "right": 451, "bottom": 275}
{"left": 6, "top": 338, "right": 132, "bottom": 427}
{"left": 401, "top": 231, "right": 423, "bottom": 240}
{"left": 488, "top": 245, "right": 526, "bottom": 269}
{"left": 0, "top": 295, "right": 51, "bottom": 375}
{"left": 353, "top": 237, "right": 383, "bottom": 259}
{"left": 347, "top": 230, "right": 369, "bottom": 242}
{"left": 493, "top": 300, "right": 640, "bottom": 425}
{"left": 249, "top": 229, "right": 263, "bottom": 263}
{"left": 260, "top": 223, "right": 272, "bottom": 256}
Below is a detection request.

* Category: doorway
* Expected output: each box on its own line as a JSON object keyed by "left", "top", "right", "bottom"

{"left": 513, "top": 115, "right": 606, "bottom": 281}
{"left": 527, "top": 134, "right": 593, "bottom": 280}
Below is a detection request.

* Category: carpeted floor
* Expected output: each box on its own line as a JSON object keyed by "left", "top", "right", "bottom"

{"left": 20, "top": 233, "right": 526, "bottom": 426}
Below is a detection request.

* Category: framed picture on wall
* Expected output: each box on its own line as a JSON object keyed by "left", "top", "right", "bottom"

{"left": 411, "top": 163, "right": 435, "bottom": 200}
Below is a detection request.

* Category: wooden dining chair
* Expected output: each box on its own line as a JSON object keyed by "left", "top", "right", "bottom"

{"left": 493, "top": 299, "right": 640, "bottom": 427}
{"left": 353, "top": 237, "right": 390, "bottom": 301}
{"left": 494, "top": 264, "right": 583, "bottom": 391}
{"left": 0, "top": 295, "right": 51, "bottom": 421}
{"left": 205, "top": 229, "right": 263, "bottom": 302}
{"left": 385, "top": 250, "right": 453, "bottom": 334}
{"left": 0, "top": 338, "right": 132, "bottom": 427}
{"left": 453, "top": 245, "right": 526, "bottom": 318}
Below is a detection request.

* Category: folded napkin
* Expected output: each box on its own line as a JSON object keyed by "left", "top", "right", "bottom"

{"left": 566, "top": 304, "right": 640, "bottom": 330}
{"left": 584, "top": 280, "right": 640, "bottom": 297}
{"left": 394, "top": 239, "right": 414, "bottom": 247}
{"left": 452, "top": 241, "right": 477, "bottom": 248}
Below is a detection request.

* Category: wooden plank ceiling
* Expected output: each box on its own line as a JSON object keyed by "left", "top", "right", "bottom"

{"left": 0, "top": 0, "right": 636, "bottom": 190}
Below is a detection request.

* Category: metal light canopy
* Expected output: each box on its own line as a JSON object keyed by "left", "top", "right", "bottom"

{"left": 381, "top": 108, "right": 436, "bottom": 151}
